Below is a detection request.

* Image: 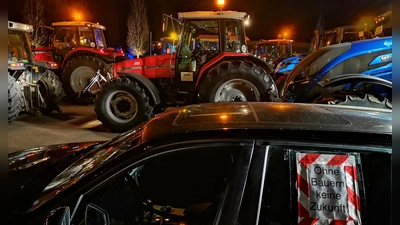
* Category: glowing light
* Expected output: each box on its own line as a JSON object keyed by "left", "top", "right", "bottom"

{"left": 217, "top": 0, "right": 225, "bottom": 11}
{"left": 220, "top": 115, "right": 227, "bottom": 119}
{"left": 9, "top": 63, "right": 23, "bottom": 67}
{"left": 170, "top": 32, "right": 178, "bottom": 40}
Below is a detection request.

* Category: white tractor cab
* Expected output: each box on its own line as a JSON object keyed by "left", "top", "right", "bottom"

{"left": 8, "top": 21, "right": 65, "bottom": 122}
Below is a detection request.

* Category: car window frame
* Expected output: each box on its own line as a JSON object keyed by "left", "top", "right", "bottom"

{"left": 246, "top": 141, "right": 391, "bottom": 225}
{"left": 69, "top": 139, "right": 255, "bottom": 224}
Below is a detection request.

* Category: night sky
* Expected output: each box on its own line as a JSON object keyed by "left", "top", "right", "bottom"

{"left": 8, "top": 0, "right": 391, "bottom": 50}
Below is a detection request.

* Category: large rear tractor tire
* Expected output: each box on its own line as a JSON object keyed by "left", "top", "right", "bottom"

{"left": 313, "top": 92, "right": 392, "bottom": 109}
{"left": 198, "top": 60, "right": 277, "bottom": 102}
{"left": 94, "top": 77, "right": 153, "bottom": 133}
{"left": 62, "top": 55, "right": 106, "bottom": 105}
{"left": 8, "top": 74, "right": 23, "bottom": 123}
{"left": 38, "top": 70, "right": 66, "bottom": 115}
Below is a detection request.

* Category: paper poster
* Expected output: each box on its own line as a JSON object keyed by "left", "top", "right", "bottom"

{"left": 296, "top": 153, "right": 362, "bottom": 225}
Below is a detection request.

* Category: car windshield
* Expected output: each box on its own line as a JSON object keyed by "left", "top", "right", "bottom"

{"left": 32, "top": 127, "right": 144, "bottom": 210}
{"left": 8, "top": 31, "right": 32, "bottom": 63}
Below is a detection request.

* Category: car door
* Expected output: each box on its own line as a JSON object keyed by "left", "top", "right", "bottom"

{"left": 237, "top": 143, "right": 391, "bottom": 225}
{"left": 66, "top": 140, "right": 254, "bottom": 225}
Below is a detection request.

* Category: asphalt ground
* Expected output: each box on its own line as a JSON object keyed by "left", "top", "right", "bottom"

{"left": 8, "top": 101, "right": 120, "bottom": 153}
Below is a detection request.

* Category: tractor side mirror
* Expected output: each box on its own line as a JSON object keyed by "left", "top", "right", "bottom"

{"left": 162, "top": 16, "right": 167, "bottom": 33}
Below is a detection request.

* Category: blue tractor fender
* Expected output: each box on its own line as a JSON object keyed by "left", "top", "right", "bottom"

{"left": 318, "top": 74, "right": 392, "bottom": 89}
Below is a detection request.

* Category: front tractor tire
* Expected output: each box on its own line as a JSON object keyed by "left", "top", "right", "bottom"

{"left": 62, "top": 55, "right": 106, "bottom": 105}
{"left": 8, "top": 74, "right": 23, "bottom": 123}
{"left": 94, "top": 77, "right": 152, "bottom": 133}
{"left": 198, "top": 60, "right": 276, "bottom": 103}
{"left": 38, "top": 70, "right": 65, "bottom": 114}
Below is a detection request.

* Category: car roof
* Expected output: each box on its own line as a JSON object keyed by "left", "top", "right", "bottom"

{"left": 140, "top": 102, "right": 392, "bottom": 142}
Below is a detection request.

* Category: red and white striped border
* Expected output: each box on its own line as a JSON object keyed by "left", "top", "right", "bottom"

{"left": 296, "top": 153, "right": 362, "bottom": 225}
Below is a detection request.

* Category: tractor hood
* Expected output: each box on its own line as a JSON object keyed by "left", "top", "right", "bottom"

{"left": 114, "top": 54, "right": 174, "bottom": 79}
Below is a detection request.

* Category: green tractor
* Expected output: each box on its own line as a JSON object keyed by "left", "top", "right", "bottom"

{"left": 8, "top": 21, "right": 65, "bottom": 122}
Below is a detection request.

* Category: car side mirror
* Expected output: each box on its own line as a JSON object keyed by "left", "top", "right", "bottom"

{"left": 85, "top": 203, "right": 110, "bottom": 225}
{"left": 45, "top": 206, "right": 70, "bottom": 225}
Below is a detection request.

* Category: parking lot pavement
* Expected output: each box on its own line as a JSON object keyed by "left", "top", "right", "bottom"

{"left": 8, "top": 102, "right": 120, "bottom": 154}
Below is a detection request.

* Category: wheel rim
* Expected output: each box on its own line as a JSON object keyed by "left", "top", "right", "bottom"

{"left": 70, "top": 66, "right": 96, "bottom": 93}
{"left": 214, "top": 79, "right": 261, "bottom": 102}
{"left": 105, "top": 90, "right": 138, "bottom": 124}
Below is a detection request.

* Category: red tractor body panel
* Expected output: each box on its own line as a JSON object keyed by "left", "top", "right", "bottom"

{"left": 114, "top": 54, "right": 176, "bottom": 79}
{"left": 33, "top": 46, "right": 54, "bottom": 62}
{"left": 61, "top": 47, "right": 115, "bottom": 67}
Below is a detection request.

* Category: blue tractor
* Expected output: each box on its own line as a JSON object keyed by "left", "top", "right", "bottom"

{"left": 280, "top": 36, "right": 392, "bottom": 109}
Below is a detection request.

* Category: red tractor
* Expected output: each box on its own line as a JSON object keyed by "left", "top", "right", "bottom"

{"left": 34, "top": 21, "right": 127, "bottom": 105}
{"left": 255, "top": 38, "right": 294, "bottom": 67}
{"left": 92, "top": 10, "right": 278, "bottom": 132}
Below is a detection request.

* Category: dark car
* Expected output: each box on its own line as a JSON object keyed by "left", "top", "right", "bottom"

{"left": 8, "top": 102, "right": 392, "bottom": 225}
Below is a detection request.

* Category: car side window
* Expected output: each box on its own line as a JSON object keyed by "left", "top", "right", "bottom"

{"left": 71, "top": 146, "right": 241, "bottom": 225}
{"left": 256, "top": 146, "right": 391, "bottom": 225}
{"left": 258, "top": 148, "right": 293, "bottom": 225}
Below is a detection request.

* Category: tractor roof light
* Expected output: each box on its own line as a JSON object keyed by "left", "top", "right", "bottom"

{"left": 217, "top": 0, "right": 225, "bottom": 11}
{"left": 8, "top": 21, "right": 33, "bottom": 32}
{"left": 243, "top": 14, "right": 250, "bottom": 26}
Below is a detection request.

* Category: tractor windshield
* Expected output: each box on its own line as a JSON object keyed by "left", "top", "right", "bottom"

{"left": 179, "top": 19, "right": 219, "bottom": 57}
{"left": 256, "top": 39, "right": 293, "bottom": 63}
{"left": 94, "top": 28, "right": 107, "bottom": 49}
{"left": 78, "top": 27, "right": 107, "bottom": 49}
{"left": 8, "top": 30, "right": 33, "bottom": 63}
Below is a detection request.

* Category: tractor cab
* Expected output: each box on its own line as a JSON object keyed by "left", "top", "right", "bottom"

{"left": 8, "top": 21, "right": 51, "bottom": 82}
{"left": 160, "top": 37, "right": 178, "bottom": 55}
{"left": 321, "top": 25, "right": 371, "bottom": 48}
{"left": 8, "top": 21, "right": 34, "bottom": 65}
{"left": 255, "top": 39, "right": 293, "bottom": 66}
{"left": 174, "top": 11, "right": 249, "bottom": 76}
{"left": 34, "top": 21, "right": 124, "bottom": 67}
{"left": 374, "top": 10, "right": 392, "bottom": 37}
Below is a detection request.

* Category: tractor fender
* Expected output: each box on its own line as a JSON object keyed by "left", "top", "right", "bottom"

{"left": 33, "top": 60, "right": 48, "bottom": 69}
{"left": 117, "top": 72, "right": 161, "bottom": 105}
{"left": 62, "top": 50, "right": 115, "bottom": 68}
{"left": 195, "top": 53, "right": 274, "bottom": 87}
{"left": 318, "top": 74, "right": 392, "bottom": 89}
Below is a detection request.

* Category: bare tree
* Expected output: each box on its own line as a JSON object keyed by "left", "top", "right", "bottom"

{"left": 22, "top": 0, "right": 48, "bottom": 48}
{"left": 126, "top": 0, "right": 150, "bottom": 58}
